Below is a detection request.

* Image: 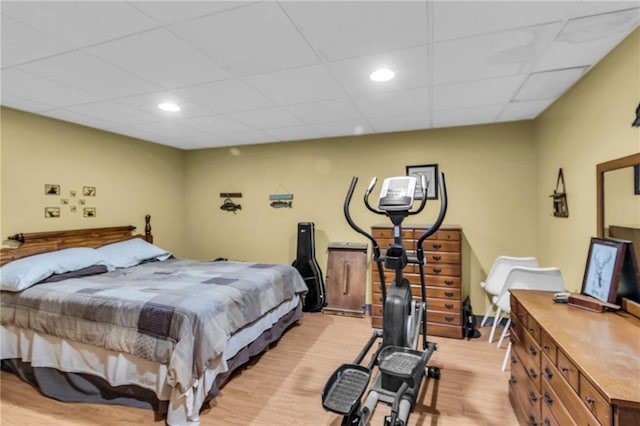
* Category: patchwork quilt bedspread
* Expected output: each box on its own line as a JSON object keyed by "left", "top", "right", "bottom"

{"left": 0, "top": 259, "right": 307, "bottom": 392}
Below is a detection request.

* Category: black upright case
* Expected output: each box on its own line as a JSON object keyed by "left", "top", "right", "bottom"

{"left": 292, "top": 222, "right": 326, "bottom": 312}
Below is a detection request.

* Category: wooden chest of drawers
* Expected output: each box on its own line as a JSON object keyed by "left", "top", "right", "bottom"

{"left": 370, "top": 224, "right": 463, "bottom": 339}
{"left": 509, "top": 290, "right": 640, "bottom": 426}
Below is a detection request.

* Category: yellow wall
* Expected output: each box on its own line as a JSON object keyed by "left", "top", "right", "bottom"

{"left": 0, "top": 108, "right": 187, "bottom": 256}
{"left": 535, "top": 28, "right": 640, "bottom": 292}
{"left": 184, "top": 122, "right": 537, "bottom": 309}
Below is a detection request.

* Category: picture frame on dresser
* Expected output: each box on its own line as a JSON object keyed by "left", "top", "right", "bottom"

{"left": 406, "top": 164, "right": 438, "bottom": 200}
{"left": 581, "top": 237, "right": 626, "bottom": 304}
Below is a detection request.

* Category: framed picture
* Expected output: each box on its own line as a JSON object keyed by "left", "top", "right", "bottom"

{"left": 83, "top": 207, "right": 96, "bottom": 217}
{"left": 580, "top": 237, "right": 626, "bottom": 303}
{"left": 44, "top": 207, "right": 60, "bottom": 218}
{"left": 83, "top": 186, "right": 96, "bottom": 197}
{"left": 406, "top": 164, "right": 438, "bottom": 200}
{"left": 45, "top": 184, "right": 60, "bottom": 195}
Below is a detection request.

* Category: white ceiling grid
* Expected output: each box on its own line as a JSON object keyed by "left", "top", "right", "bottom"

{"left": 1, "top": 1, "right": 638, "bottom": 150}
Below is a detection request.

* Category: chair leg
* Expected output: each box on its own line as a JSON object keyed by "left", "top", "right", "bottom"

{"left": 497, "top": 318, "right": 511, "bottom": 349}
{"left": 501, "top": 341, "right": 512, "bottom": 372}
{"left": 480, "top": 303, "right": 494, "bottom": 327}
{"left": 488, "top": 307, "right": 502, "bottom": 344}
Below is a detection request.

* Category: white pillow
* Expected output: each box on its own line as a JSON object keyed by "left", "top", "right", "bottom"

{"left": 97, "top": 238, "right": 171, "bottom": 269}
{"left": 0, "top": 247, "right": 111, "bottom": 292}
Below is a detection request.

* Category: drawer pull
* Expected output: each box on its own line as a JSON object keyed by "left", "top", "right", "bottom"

{"left": 543, "top": 344, "right": 550, "bottom": 350}
{"left": 529, "top": 391, "right": 538, "bottom": 402}
{"left": 509, "top": 375, "right": 517, "bottom": 384}
{"left": 444, "top": 316, "right": 454, "bottom": 322}
{"left": 529, "top": 346, "right": 538, "bottom": 356}
{"left": 543, "top": 419, "right": 551, "bottom": 426}
{"left": 444, "top": 280, "right": 454, "bottom": 286}
{"left": 509, "top": 336, "right": 516, "bottom": 344}
{"left": 433, "top": 255, "right": 442, "bottom": 261}
{"left": 543, "top": 391, "right": 553, "bottom": 405}
{"left": 528, "top": 326, "right": 536, "bottom": 332}
{"left": 511, "top": 356, "right": 517, "bottom": 364}
{"left": 528, "top": 368, "right": 538, "bottom": 378}
{"left": 544, "top": 367, "right": 553, "bottom": 379}
{"left": 585, "top": 396, "right": 595, "bottom": 405}
{"left": 445, "top": 292, "right": 454, "bottom": 297}
{"left": 433, "top": 268, "right": 442, "bottom": 273}
{"left": 528, "top": 415, "right": 538, "bottom": 426}
{"left": 560, "top": 366, "right": 569, "bottom": 373}
{"left": 445, "top": 303, "right": 454, "bottom": 309}
{"left": 433, "top": 244, "right": 442, "bottom": 249}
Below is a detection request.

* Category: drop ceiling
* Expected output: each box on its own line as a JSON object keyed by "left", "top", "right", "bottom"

{"left": 1, "top": 1, "right": 638, "bottom": 150}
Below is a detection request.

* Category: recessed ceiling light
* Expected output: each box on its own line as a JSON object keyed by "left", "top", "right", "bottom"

{"left": 370, "top": 69, "right": 395, "bottom": 82}
{"left": 158, "top": 102, "right": 181, "bottom": 112}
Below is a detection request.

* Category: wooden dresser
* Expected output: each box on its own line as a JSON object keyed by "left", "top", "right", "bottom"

{"left": 370, "top": 224, "right": 463, "bottom": 339}
{"left": 509, "top": 290, "right": 640, "bottom": 426}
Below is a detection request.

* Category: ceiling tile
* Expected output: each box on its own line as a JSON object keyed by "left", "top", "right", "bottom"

{"left": 434, "top": 75, "right": 526, "bottom": 110}
{"left": 433, "top": 105, "right": 503, "bottom": 128}
{"left": 65, "top": 100, "right": 161, "bottom": 127}
{"left": 281, "top": 1, "right": 427, "bottom": 60}
{"left": 181, "top": 115, "right": 252, "bottom": 135}
{"left": 229, "top": 107, "right": 303, "bottom": 130}
{"left": 514, "top": 67, "right": 587, "bottom": 101}
{"left": 19, "top": 51, "right": 160, "bottom": 97}
{"left": 286, "top": 98, "right": 364, "bottom": 125}
{"left": 265, "top": 125, "right": 324, "bottom": 142}
{"left": 434, "top": 22, "right": 561, "bottom": 85}
{"left": 569, "top": 2, "right": 640, "bottom": 18}
{"left": 217, "top": 128, "right": 275, "bottom": 145}
{"left": 353, "top": 87, "right": 430, "bottom": 118}
{"left": 170, "top": 2, "right": 318, "bottom": 75}
{"left": 498, "top": 99, "right": 554, "bottom": 122}
{"left": 369, "top": 113, "right": 431, "bottom": 134}
{"left": 327, "top": 46, "right": 429, "bottom": 97}
{"left": 86, "top": 29, "right": 231, "bottom": 88}
{"left": 176, "top": 79, "right": 274, "bottom": 113}
{"left": 1, "top": 1, "right": 158, "bottom": 47}
{"left": 1, "top": 68, "right": 100, "bottom": 107}
{"left": 0, "top": 93, "right": 55, "bottom": 112}
{"left": 313, "top": 120, "right": 374, "bottom": 138}
{"left": 1, "top": 17, "right": 74, "bottom": 68}
{"left": 117, "top": 91, "right": 213, "bottom": 119}
{"left": 40, "top": 108, "right": 121, "bottom": 130}
{"left": 244, "top": 65, "right": 346, "bottom": 105}
{"left": 131, "top": 1, "right": 252, "bottom": 25}
{"left": 534, "top": 8, "right": 640, "bottom": 71}
{"left": 433, "top": 1, "right": 576, "bottom": 41}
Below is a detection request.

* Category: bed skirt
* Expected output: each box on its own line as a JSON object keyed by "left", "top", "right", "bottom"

{"left": 2, "top": 301, "right": 302, "bottom": 424}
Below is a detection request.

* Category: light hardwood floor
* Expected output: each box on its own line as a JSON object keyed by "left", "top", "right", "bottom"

{"left": 0, "top": 314, "right": 518, "bottom": 425}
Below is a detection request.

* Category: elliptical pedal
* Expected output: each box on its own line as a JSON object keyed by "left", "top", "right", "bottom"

{"left": 322, "top": 364, "right": 371, "bottom": 415}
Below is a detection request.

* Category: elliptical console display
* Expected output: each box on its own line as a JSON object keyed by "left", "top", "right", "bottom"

{"left": 321, "top": 171, "right": 448, "bottom": 426}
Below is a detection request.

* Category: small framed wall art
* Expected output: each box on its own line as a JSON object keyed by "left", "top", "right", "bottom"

{"left": 406, "top": 164, "right": 438, "bottom": 200}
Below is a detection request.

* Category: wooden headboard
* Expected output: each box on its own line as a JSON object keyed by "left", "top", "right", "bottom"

{"left": 0, "top": 215, "right": 153, "bottom": 266}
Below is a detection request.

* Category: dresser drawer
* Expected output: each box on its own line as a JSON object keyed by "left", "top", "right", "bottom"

{"left": 540, "top": 330, "right": 557, "bottom": 364}
{"left": 372, "top": 228, "right": 413, "bottom": 240}
{"left": 426, "top": 287, "right": 460, "bottom": 300}
{"left": 424, "top": 264, "right": 461, "bottom": 276}
{"left": 541, "top": 354, "right": 600, "bottom": 426}
{"left": 424, "top": 251, "right": 460, "bottom": 264}
{"left": 510, "top": 351, "right": 542, "bottom": 426}
{"left": 426, "top": 321, "right": 462, "bottom": 339}
{"left": 541, "top": 375, "right": 575, "bottom": 426}
{"left": 525, "top": 315, "right": 541, "bottom": 345}
{"left": 580, "top": 375, "right": 610, "bottom": 426}
{"left": 426, "top": 298, "right": 461, "bottom": 313}
{"left": 427, "top": 310, "right": 461, "bottom": 326}
{"left": 541, "top": 399, "right": 561, "bottom": 426}
{"left": 422, "top": 240, "right": 460, "bottom": 252}
{"left": 424, "top": 275, "right": 460, "bottom": 288}
{"left": 513, "top": 331, "right": 541, "bottom": 388}
{"left": 557, "top": 350, "right": 579, "bottom": 392}
{"left": 434, "top": 229, "right": 461, "bottom": 241}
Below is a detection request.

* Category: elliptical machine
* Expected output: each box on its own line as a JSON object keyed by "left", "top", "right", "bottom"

{"left": 321, "top": 172, "right": 448, "bottom": 426}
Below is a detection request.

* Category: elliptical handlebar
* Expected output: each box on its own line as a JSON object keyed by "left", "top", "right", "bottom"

{"left": 344, "top": 177, "right": 380, "bottom": 250}
{"left": 416, "top": 172, "right": 448, "bottom": 248}
{"left": 407, "top": 175, "right": 428, "bottom": 216}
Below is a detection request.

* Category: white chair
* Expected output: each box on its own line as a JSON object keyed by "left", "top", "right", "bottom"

{"left": 497, "top": 266, "right": 565, "bottom": 371}
{"left": 480, "top": 256, "right": 539, "bottom": 344}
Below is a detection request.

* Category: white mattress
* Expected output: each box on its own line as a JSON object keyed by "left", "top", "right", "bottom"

{"left": 1, "top": 295, "right": 301, "bottom": 426}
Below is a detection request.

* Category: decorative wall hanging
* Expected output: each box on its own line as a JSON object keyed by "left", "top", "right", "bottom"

{"left": 83, "top": 207, "right": 96, "bottom": 217}
{"left": 45, "top": 207, "right": 60, "bottom": 218}
{"left": 269, "top": 193, "right": 293, "bottom": 208}
{"left": 83, "top": 186, "right": 96, "bottom": 196}
{"left": 406, "top": 164, "right": 438, "bottom": 200}
{"left": 220, "top": 198, "right": 241, "bottom": 213}
{"left": 45, "top": 184, "right": 60, "bottom": 195}
{"left": 550, "top": 168, "right": 569, "bottom": 217}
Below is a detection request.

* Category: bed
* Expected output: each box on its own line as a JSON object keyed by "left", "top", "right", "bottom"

{"left": 0, "top": 216, "right": 307, "bottom": 425}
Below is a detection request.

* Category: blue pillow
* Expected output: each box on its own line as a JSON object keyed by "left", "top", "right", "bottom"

{"left": 0, "top": 247, "right": 111, "bottom": 292}
{"left": 97, "top": 238, "right": 171, "bottom": 269}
